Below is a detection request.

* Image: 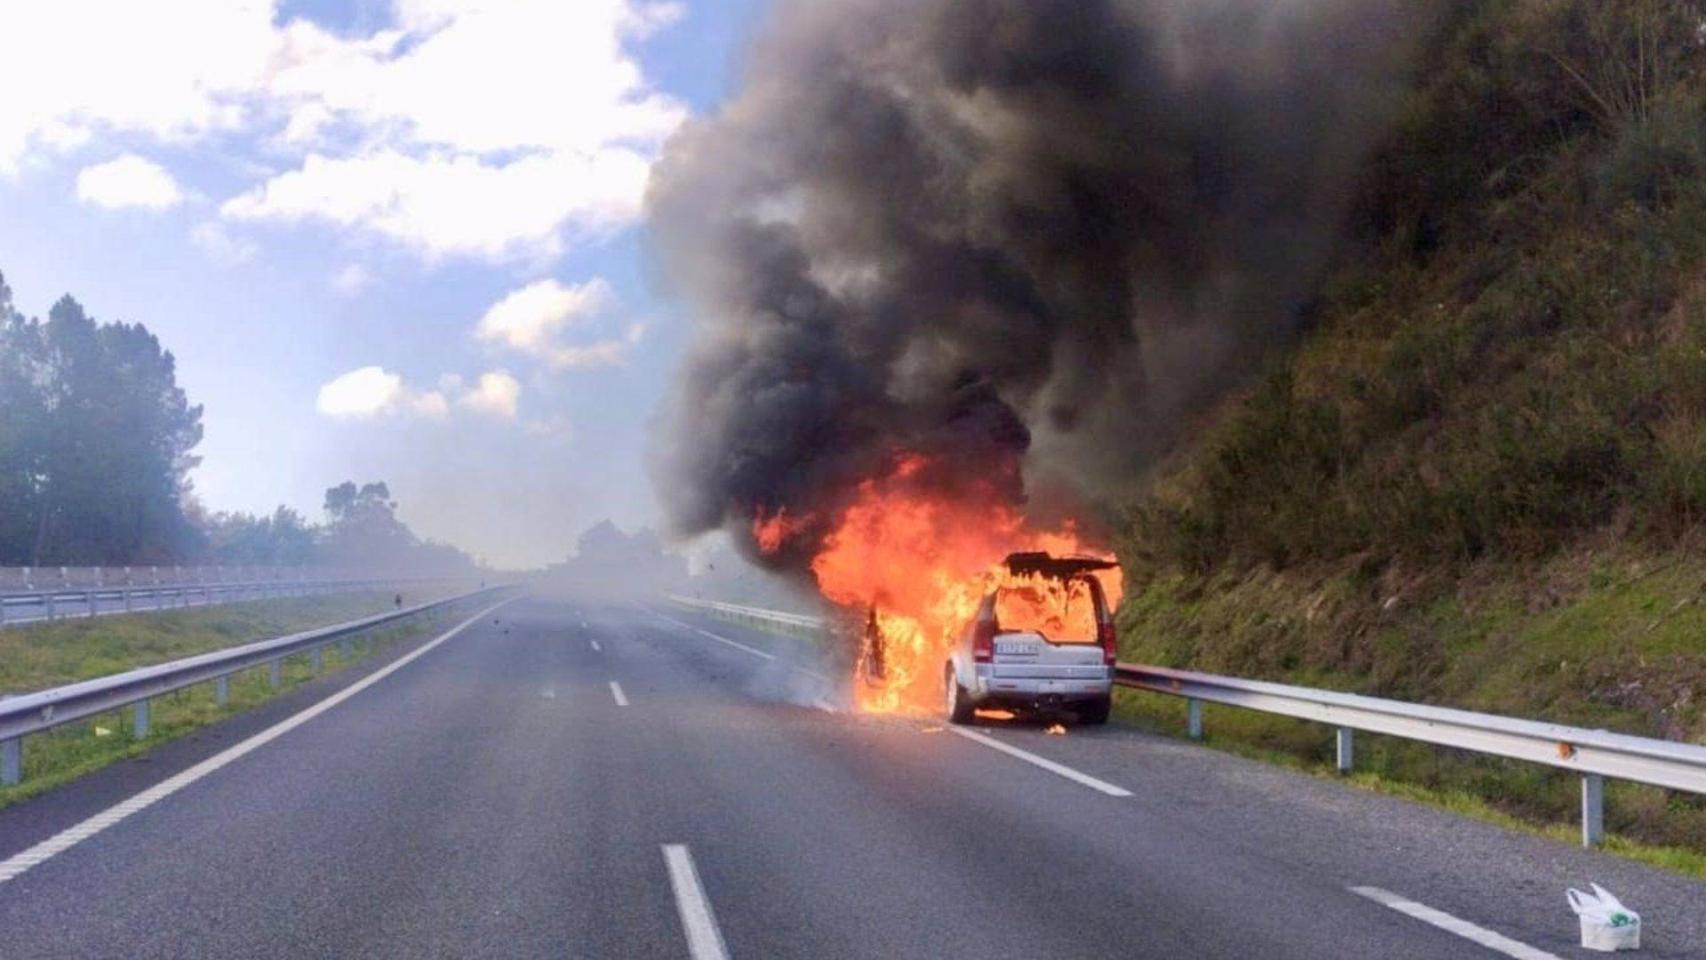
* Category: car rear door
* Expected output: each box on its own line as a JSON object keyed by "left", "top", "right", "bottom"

{"left": 987, "top": 579, "right": 1110, "bottom": 692}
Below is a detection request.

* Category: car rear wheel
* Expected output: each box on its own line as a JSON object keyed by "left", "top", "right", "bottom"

{"left": 945, "top": 665, "right": 976, "bottom": 725}
{"left": 1077, "top": 695, "right": 1111, "bottom": 726}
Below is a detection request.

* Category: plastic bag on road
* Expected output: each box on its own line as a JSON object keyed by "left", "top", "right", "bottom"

{"left": 1567, "top": 883, "right": 1640, "bottom": 952}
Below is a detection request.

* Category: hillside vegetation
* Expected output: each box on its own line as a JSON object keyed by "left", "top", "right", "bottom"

{"left": 1114, "top": 0, "right": 1706, "bottom": 852}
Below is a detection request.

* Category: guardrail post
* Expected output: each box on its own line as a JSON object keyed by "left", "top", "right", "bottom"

{"left": 311, "top": 647, "right": 323, "bottom": 673}
{"left": 1187, "top": 698, "right": 1203, "bottom": 740}
{"left": 215, "top": 675, "right": 229, "bottom": 706}
{"left": 46, "top": 593, "right": 56, "bottom": 621}
{"left": 268, "top": 660, "right": 282, "bottom": 689}
{"left": 339, "top": 638, "right": 352, "bottom": 661}
{"left": 1, "top": 738, "right": 19, "bottom": 785}
{"left": 133, "top": 699, "right": 150, "bottom": 739}
{"left": 86, "top": 591, "right": 96, "bottom": 618}
{"left": 123, "top": 589, "right": 133, "bottom": 613}
{"left": 1582, "top": 774, "right": 1605, "bottom": 847}
{"left": 1336, "top": 727, "right": 1355, "bottom": 773}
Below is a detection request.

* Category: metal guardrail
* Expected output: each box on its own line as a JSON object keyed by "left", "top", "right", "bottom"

{"left": 1113, "top": 663, "right": 1706, "bottom": 847}
{"left": 0, "top": 565, "right": 415, "bottom": 589}
{"left": 0, "top": 585, "right": 510, "bottom": 786}
{"left": 0, "top": 577, "right": 460, "bottom": 628}
{"left": 667, "top": 595, "right": 1706, "bottom": 848}
{"left": 664, "top": 594, "right": 827, "bottom": 640}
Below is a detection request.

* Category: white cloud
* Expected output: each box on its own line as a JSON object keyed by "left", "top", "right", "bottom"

{"left": 412, "top": 390, "right": 450, "bottom": 418}
{"left": 191, "top": 221, "right": 258, "bottom": 266}
{"left": 314, "top": 369, "right": 450, "bottom": 420}
{"left": 318, "top": 366, "right": 520, "bottom": 421}
{"left": 239, "top": 0, "right": 683, "bottom": 261}
{"left": 475, "top": 278, "right": 644, "bottom": 369}
{"left": 317, "top": 366, "right": 405, "bottom": 419}
{"left": 4, "top": 1, "right": 685, "bottom": 263}
{"left": 75, "top": 155, "right": 184, "bottom": 211}
{"left": 332, "top": 263, "right": 371, "bottom": 296}
{"left": 223, "top": 147, "right": 650, "bottom": 261}
{"left": 546, "top": 322, "right": 648, "bottom": 370}
{"left": 477, "top": 278, "right": 612, "bottom": 351}
{"left": 0, "top": 3, "right": 274, "bottom": 173}
{"left": 459, "top": 370, "right": 521, "bottom": 418}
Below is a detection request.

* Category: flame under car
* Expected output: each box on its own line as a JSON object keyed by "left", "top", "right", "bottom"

{"left": 941, "top": 552, "right": 1117, "bottom": 725}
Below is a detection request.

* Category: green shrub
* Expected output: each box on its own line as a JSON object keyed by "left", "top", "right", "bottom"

{"left": 1596, "top": 102, "right": 1706, "bottom": 210}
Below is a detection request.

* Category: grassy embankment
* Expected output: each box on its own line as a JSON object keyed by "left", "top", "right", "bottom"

{"left": 0, "top": 589, "right": 466, "bottom": 808}
{"left": 1111, "top": 0, "right": 1706, "bottom": 872}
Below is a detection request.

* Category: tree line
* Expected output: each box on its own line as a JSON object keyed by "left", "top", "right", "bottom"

{"left": 0, "top": 270, "right": 476, "bottom": 572}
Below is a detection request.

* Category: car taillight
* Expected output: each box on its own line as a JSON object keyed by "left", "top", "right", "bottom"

{"left": 972, "top": 619, "right": 995, "bottom": 662}
{"left": 1098, "top": 621, "right": 1117, "bottom": 666}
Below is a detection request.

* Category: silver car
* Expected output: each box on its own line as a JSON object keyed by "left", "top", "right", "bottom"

{"left": 944, "top": 552, "right": 1117, "bottom": 725}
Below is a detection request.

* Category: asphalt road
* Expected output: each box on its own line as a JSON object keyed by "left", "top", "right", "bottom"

{"left": 0, "top": 596, "right": 1701, "bottom": 958}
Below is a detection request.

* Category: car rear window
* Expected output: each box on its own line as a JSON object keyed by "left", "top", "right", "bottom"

{"left": 993, "top": 576, "right": 1100, "bottom": 643}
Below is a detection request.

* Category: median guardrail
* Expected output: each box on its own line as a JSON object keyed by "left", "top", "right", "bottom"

{"left": 665, "top": 594, "right": 828, "bottom": 640}
{"left": 666, "top": 594, "right": 1706, "bottom": 847}
{"left": 0, "top": 576, "right": 465, "bottom": 628}
{"left": 0, "top": 585, "right": 511, "bottom": 786}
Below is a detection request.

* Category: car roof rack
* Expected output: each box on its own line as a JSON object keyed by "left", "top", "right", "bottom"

{"left": 1002, "top": 552, "right": 1118, "bottom": 578}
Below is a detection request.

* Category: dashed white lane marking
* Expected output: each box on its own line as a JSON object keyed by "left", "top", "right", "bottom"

{"left": 1350, "top": 887, "right": 1562, "bottom": 960}
{"left": 643, "top": 606, "right": 833, "bottom": 692}
{"left": 647, "top": 609, "right": 775, "bottom": 661}
{"left": 589, "top": 639, "right": 602, "bottom": 653}
{"left": 947, "top": 728, "right": 1132, "bottom": 797}
{"left": 609, "top": 681, "right": 630, "bottom": 707}
{"left": 663, "top": 844, "right": 732, "bottom": 960}
{"left": 0, "top": 597, "right": 517, "bottom": 885}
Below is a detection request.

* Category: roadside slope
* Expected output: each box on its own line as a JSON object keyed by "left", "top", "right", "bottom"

{"left": 1115, "top": 0, "right": 1706, "bottom": 852}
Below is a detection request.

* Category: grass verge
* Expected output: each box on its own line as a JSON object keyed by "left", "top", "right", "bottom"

{"left": 0, "top": 589, "right": 456, "bottom": 694}
{"left": 0, "top": 593, "right": 473, "bottom": 810}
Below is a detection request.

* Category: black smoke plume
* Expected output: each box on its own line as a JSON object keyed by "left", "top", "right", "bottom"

{"left": 649, "top": 0, "right": 1433, "bottom": 564}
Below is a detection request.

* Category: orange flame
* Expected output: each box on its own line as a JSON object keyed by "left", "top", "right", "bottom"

{"left": 752, "top": 507, "right": 810, "bottom": 556}
{"left": 763, "top": 452, "right": 1120, "bottom": 714}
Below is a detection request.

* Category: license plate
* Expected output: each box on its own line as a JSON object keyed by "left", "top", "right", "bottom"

{"left": 995, "top": 640, "right": 1038, "bottom": 656}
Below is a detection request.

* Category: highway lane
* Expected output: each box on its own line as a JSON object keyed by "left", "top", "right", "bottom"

{"left": 0, "top": 597, "right": 1700, "bottom": 958}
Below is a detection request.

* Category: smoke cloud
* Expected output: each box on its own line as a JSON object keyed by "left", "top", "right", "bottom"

{"left": 649, "top": 0, "right": 1433, "bottom": 563}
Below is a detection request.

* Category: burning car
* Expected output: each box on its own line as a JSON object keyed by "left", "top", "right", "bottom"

{"left": 941, "top": 552, "right": 1117, "bottom": 726}
{"left": 750, "top": 451, "right": 1124, "bottom": 716}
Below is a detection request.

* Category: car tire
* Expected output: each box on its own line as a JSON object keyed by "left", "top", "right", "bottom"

{"left": 946, "top": 665, "right": 976, "bottom": 725}
{"left": 1077, "top": 695, "right": 1111, "bottom": 726}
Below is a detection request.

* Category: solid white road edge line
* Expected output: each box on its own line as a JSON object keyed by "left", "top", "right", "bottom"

{"left": 948, "top": 728, "right": 1132, "bottom": 797}
{"left": 647, "top": 608, "right": 775, "bottom": 661}
{"left": 609, "top": 680, "right": 630, "bottom": 707}
{"left": 663, "top": 844, "right": 732, "bottom": 960}
{"left": 1349, "top": 886, "right": 1562, "bottom": 960}
{"left": 0, "top": 597, "right": 517, "bottom": 885}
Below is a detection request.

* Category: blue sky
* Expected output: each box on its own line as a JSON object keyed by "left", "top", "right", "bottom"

{"left": 0, "top": 0, "right": 766, "bottom": 567}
